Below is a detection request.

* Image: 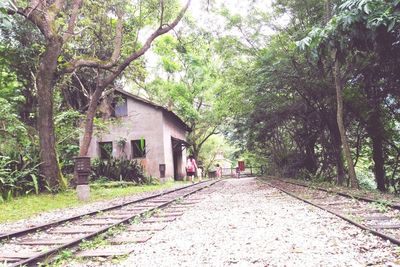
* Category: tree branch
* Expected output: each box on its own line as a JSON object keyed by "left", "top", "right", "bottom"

{"left": 62, "top": 12, "right": 124, "bottom": 73}
{"left": 63, "top": 0, "right": 83, "bottom": 42}
{"left": 160, "top": 0, "right": 165, "bottom": 27}
{"left": 197, "top": 126, "right": 219, "bottom": 148}
{"left": 99, "top": 0, "right": 191, "bottom": 89}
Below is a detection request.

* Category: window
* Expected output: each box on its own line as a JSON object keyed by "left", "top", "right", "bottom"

{"left": 112, "top": 96, "right": 127, "bottom": 117}
{"left": 99, "top": 142, "right": 113, "bottom": 159}
{"left": 132, "top": 139, "right": 146, "bottom": 158}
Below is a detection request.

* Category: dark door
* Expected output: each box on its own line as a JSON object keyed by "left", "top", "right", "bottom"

{"left": 173, "top": 149, "right": 179, "bottom": 180}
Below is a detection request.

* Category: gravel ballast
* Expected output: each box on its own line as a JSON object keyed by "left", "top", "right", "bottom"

{"left": 0, "top": 184, "right": 188, "bottom": 234}
{"left": 117, "top": 178, "right": 399, "bottom": 267}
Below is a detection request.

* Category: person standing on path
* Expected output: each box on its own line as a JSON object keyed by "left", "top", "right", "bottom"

{"left": 235, "top": 166, "right": 240, "bottom": 178}
{"left": 186, "top": 155, "right": 198, "bottom": 182}
{"left": 216, "top": 164, "right": 222, "bottom": 178}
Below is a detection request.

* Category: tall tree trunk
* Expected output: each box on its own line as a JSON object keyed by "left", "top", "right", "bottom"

{"left": 366, "top": 107, "right": 386, "bottom": 191}
{"left": 36, "top": 39, "right": 65, "bottom": 191}
{"left": 325, "top": 112, "right": 346, "bottom": 185}
{"left": 333, "top": 57, "right": 358, "bottom": 188}
{"left": 335, "top": 149, "right": 346, "bottom": 185}
{"left": 304, "top": 135, "right": 318, "bottom": 174}
{"left": 324, "top": 0, "right": 332, "bottom": 23}
{"left": 79, "top": 87, "right": 103, "bottom": 156}
{"left": 330, "top": 125, "right": 346, "bottom": 185}
{"left": 191, "top": 140, "right": 200, "bottom": 160}
{"left": 78, "top": 0, "right": 191, "bottom": 157}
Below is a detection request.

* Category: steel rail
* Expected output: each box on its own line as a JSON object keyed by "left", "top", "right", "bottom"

{"left": 13, "top": 180, "right": 221, "bottom": 267}
{"left": 0, "top": 181, "right": 211, "bottom": 241}
{"left": 275, "top": 178, "right": 400, "bottom": 210}
{"left": 262, "top": 179, "right": 400, "bottom": 246}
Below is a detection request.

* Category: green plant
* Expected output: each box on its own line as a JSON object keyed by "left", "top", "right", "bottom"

{"left": 91, "top": 157, "right": 146, "bottom": 184}
{"left": 79, "top": 236, "right": 109, "bottom": 250}
{"left": 46, "top": 249, "right": 73, "bottom": 266}
{"left": 348, "top": 214, "right": 364, "bottom": 224}
{"left": 0, "top": 152, "right": 45, "bottom": 201}
{"left": 117, "top": 138, "right": 127, "bottom": 149}
{"left": 130, "top": 215, "right": 141, "bottom": 224}
{"left": 356, "top": 168, "right": 377, "bottom": 190}
{"left": 111, "top": 255, "right": 129, "bottom": 263}
{"left": 144, "top": 175, "right": 157, "bottom": 185}
{"left": 142, "top": 210, "right": 154, "bottom": 219}
{"left": 371, "top": 200, "right": 390, "bottom": 213}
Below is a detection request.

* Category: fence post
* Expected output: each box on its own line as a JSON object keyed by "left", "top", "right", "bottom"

{"left": 250, "top": 166, "right": 253, "bottom": 175}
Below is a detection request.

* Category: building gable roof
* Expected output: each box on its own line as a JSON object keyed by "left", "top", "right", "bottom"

{"left": 114, "top": 88, "right": 191, "bottom": 132}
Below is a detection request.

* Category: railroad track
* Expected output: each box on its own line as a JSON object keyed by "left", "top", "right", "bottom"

{"left": 263, "top": 178, "right": 400, "bottom": 246}
{"left": 0, "top": 180, "right": 220, "bottom": 266}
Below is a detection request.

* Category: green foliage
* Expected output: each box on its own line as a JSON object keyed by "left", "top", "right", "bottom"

{"left": 199, "top": 134, "right": 236, "bottom": 173}
{"left": 371, "top": 200, "right": 390, "bottom": 213}
{"left": 0, "top": 98, "right": 29, "bottom": 152}
{"left": 79, "top": 235, "right": 109, "bottom": 250}
{"left": 356, "top": 168, "right": 376, "bottom": 190}
{"left": 54, "top": 108, "right": 83, "bottom": 174}
{"left": 0, "top": 95, "right": 44, "bottom": 199}
{"left": 214, "top": 0, "right": 400, "bottom": 194}
{"left": 145, "top": 30, "right": 227, "bottom": 162}
{"left": 0, "top": 153, "right": 43, "bottom": 202}
{"left": 91, "top": 157, "right": 147, "bottom": 184}
{"left": 47, "top": 249, "right": 74, "bottom": 267}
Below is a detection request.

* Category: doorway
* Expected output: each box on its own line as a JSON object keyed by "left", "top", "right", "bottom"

{"left": 171, "top": 137, "right": 188, "bottom": 180}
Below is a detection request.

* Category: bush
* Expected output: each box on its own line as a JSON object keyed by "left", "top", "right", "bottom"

{"left": 356, "top": 168, "right": 377, "bottom": 190}
{"left": 91, "top": 157, "right": 147, "bottom": 184}
{"left": 0, "top": 97, "right": 48, "bottom": 201}
{"left": 0, "top": 152, "right": 45, "bottom": 202}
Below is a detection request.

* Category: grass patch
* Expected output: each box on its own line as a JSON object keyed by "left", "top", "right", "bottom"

{"left": 0, "top": 181, "right": 189, "bottom": 223}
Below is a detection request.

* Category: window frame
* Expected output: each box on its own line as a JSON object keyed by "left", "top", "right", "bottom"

{"left": 112, "top": 95, "right": 128, "bottom": 117}
{"left": 131, "top": 139, "right": 146, "bottom": 158}
{"left": 99, "top": 141, "right": 113, "bottom": 159}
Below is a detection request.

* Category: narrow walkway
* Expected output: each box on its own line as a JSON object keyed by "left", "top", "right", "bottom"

{"left": 119, "top": 178, "right": 398, "bottom": 266}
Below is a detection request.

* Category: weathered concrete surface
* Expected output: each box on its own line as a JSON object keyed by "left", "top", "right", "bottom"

{"left": 76, "top": 184, "right": 90, "bottom": 202}
{"left": 85, "top": 93, "right": 188, "bottom": 179}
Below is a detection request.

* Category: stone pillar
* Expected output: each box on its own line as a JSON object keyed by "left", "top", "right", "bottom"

{"left": 74, "top": 156, "right": 91, "bottom": 201}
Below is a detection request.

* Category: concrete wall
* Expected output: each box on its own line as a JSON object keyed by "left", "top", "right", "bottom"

{"left": 85, "top": 96, "right": 188, "bottom": 180}
{"left": 162, "top": 112, "right": 187, "bottom": 179}
{"left": 86, "top": 97, "right": 165, "bottom": 178}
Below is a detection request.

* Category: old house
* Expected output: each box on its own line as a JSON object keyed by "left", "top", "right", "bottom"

{"left": 85, "top": 89, "right": 190, "bottom": 180}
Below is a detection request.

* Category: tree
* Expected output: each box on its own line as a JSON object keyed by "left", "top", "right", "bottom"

{"left": 6, "top": 0, "right": 191, "bottom": 190}
{"left": 145, "top": 30, "right": 222, "bottom": 160}
{"left": 300, "top": 0, "right": 400, "bottom": 190}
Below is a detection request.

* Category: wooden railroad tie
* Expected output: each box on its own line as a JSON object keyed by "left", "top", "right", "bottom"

{"left": 76, "top": 246, "right": 135, "bottom": 258}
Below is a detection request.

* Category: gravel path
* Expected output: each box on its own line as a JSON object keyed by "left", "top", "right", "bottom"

{"left": 117, "top": 178, "right": 399, "bottom": 267}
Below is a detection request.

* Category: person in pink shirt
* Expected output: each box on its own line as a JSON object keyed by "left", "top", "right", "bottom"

{"left": 216, "top": 164, "right": 222, "bottom": 178}
{"left": 186, "top": 155, "right": 198, "bottom": 182}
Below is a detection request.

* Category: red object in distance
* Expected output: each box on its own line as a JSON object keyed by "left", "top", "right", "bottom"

{"left": 238, "top": 161, "right": 245, "bottom": 171}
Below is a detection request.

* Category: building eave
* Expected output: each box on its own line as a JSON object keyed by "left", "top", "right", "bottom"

{"left": 112, "top": 88, "right": 191, "bottom": 132}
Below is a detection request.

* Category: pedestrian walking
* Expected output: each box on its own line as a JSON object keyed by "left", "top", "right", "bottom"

{"left": 186, "top": 155, "right": 198, "bottom": 183}
{"left": 235, "top": 166, "right": 240, "bottom": 178}
{"left": 216, "top": 164, "right": 222, "bottom": 178}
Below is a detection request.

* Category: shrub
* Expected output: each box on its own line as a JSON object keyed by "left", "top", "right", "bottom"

{"left": 0, "top": 152, "right": 45, "bottom": 202}
{"left": 91, "top": 157, "right": 147, "bottom": 184}
{"left": 356, "top": 168, "right": 377, "bottom": 190}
